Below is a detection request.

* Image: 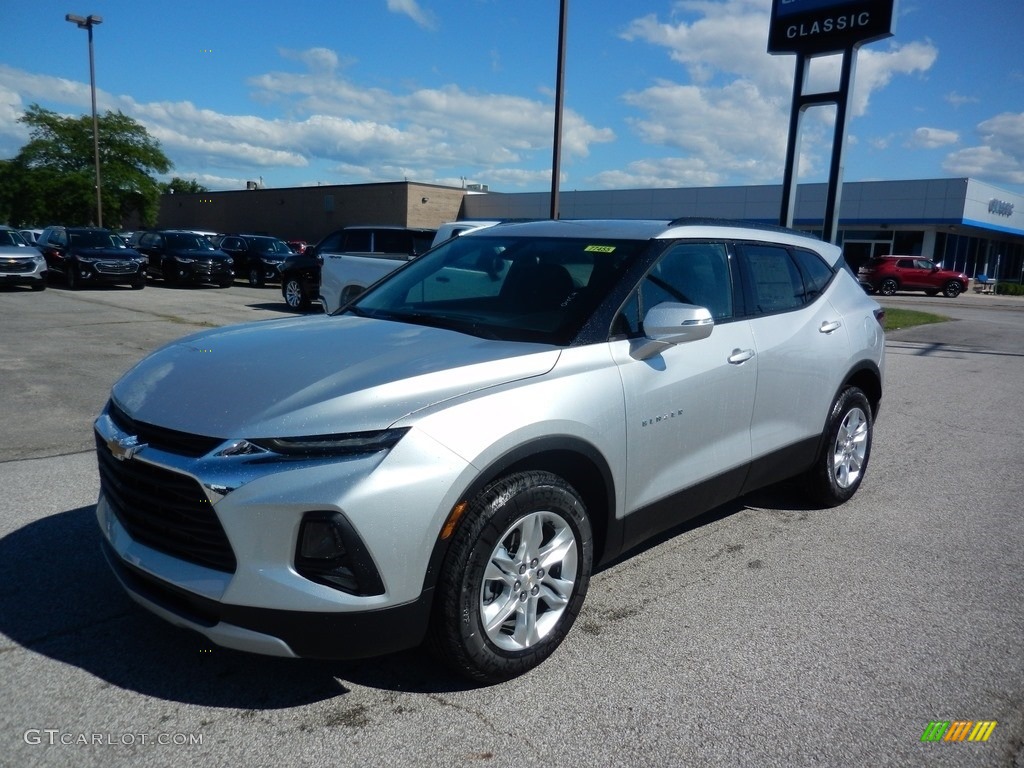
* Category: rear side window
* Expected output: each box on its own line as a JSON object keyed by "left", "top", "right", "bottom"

{"left": 791, "top": 248, "right": 835, "bottom": 301}
{"left": 741, "top": 244, "right": 805, "bottom": 314}
{"left": 374, "top": 230, "right": 411, "bottom": 254}
{"left": 344, "top": 230, "right": 373, "bottom": 252}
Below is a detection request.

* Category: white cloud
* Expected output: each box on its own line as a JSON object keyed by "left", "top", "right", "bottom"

{"left": 386, "top": 0, "right": 437, "bottom": 31}
{"left": 618, "top": 1, "right": 938, "bottom": 187}
{"left": 907, "top": 127, "right": 959, "bottom": 149}
{"left": 944, "top": 112, "right": 1024, "bottom": 184}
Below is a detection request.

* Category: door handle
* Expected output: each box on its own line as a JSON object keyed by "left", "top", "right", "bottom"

{"left": 728, "top": 348, "right": 755, "bottom": 364}
{"left": 819, "top": 320, "right": 842, "bottom": 334}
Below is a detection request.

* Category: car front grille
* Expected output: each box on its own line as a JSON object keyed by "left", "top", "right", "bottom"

{"left": 108, "top": 400, "right": 224, "bottom": 458}
{"left": 95, "top": 261, "right": 137, "bottom": 274}
{"left": 96, "top": 432, "right": 237, "bottom": 573}
{"left": 1, "top": 259, "right": 34, "bottom": 273}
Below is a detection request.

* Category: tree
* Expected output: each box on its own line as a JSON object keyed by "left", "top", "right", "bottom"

{"left": 2, "top": 104, "right": 171, "bottom": 228}
{"left": 159, "top": 177, "right": 209, "bottom": 195}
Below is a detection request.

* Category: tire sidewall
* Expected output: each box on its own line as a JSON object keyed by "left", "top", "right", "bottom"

{"left": 879, "top": 278, "right": 898, "bottom": 296}
{"left": 438, "top": 471, "right": 593, "bottom": 682}
{"left": 814, "top": 387, "right": 873, "bottom": 507}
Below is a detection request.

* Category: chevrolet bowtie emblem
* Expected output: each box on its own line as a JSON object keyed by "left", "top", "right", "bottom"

{"left": 107, "top": 434, "right": 147, "bottom": 461}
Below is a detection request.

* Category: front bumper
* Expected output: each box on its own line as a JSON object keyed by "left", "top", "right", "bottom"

{"left": 76, "top": 260, "right": 144, "bottom": 284}
{"left": 0, "top": 256, "right": 47, "bottom": 286}
{"left": 101, "top": 537, "right": 433, "bottom": 658}
{"left": 175, "top": 260, "right": 234, "bottom": 284}
{"left": 93, "top": 404, "right": 469, "bottom": 658}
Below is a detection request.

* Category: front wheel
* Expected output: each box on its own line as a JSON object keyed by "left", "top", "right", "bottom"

{"left": 430, "top": 471, "right": 593, "bottom": 683}
{"left": 282, "top": 277, "right": 309, "bottom": 310}
{"left": 65, "top": 266, "right": 78, "bottom": 290}
{"left": 248, "top": 266, "right": 265, "bottom": 287}
{"left": 878, "top": 278, "right": 898, "bottom": 296}
{"left": 804, "top": 386, "right": 873, "bottom": 507}
{"left": 943, "top": 280, "right": 963, "bottom": 298}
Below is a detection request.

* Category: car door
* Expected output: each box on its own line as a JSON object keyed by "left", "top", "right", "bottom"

{"left": 218, "top": 237, "right": 246, "bottom": 271}
{"left": 736, "top": 243, "right": 852, "bottom": 474}
{"left": 611, "top": 240, "right": 756, "bottom": 526}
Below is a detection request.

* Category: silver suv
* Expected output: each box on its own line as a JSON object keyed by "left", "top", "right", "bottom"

{"left": 95, "top": 219, "right": 884, "bottom": 682}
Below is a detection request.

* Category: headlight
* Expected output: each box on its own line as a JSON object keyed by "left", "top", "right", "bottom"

{"left": 245, "top": 428, "right": 410, "bottom": 458}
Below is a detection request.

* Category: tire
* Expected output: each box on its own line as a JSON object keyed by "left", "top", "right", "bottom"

{"left": 943, "top": 281, "right": 962, "bottom": 298}
{"left": 131, "top": 277, "right": 145, "bottom": 290}
{"left": 925, "top": 289, "right": 938, "bottom": 296}
{"left": 282, "top": 277, "right": 309, "bottom": 310}
{"left": 878, "top": 278, "right": 898, "bottom": 296}
{"left": 340, "top": 285, "right": 363, "bottom": 306}
{"left": 30, "top": 281, "right": 46, "bottom": 292}
{"left": 65, "top": 266, "right": 78, "bottom": 290}
{"left": 218, "top": 277, "right": 233, "bottom": 288}
{"left": 248, "top": 266, "right": 265, "bottom": 287}
{"left": 805, "top": 386, "right": 873, "bottom": 507}
{"left": 430, "top": 471, "right": 593, "bottom": 683}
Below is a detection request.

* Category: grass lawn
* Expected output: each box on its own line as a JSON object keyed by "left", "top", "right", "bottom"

{"left": 881, "top": 307, "right": 949, "bottom": 332}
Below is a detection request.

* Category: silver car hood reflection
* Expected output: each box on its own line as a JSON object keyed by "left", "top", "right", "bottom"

{"left": 112, "top": 314, "right": 560, "bottom": 438}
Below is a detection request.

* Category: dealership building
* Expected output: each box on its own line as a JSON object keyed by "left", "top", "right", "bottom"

{"left": 158, "top": 176, "right": 1024, "bottom": 281}
{"left": 462, "top": 177, "right": 1024, "bottom": 279}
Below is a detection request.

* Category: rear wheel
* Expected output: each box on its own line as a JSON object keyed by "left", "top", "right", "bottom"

{"left": 943, "top": 280, "right": 962, "bottom": 298}
{"left": 430, "top": 471, "right": 593, "bottom": 683}
{"left": 339, "top": 285, "right": 363, "bottom": 306}
{"left": 804, "top": 386, "right": 873, "bottom": 507}
{"left": 878, "top": 278, "right": 898, "bottom": 296}
{"left": 282, "top": 276, "right": 309, "bottom": 310}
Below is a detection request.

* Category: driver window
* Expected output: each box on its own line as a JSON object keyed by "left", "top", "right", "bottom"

{"left": 613, "top": 241, "right": 732, "bottom": 337}
{"left": 643, "top": 242, "right": 733, "bottom": 320}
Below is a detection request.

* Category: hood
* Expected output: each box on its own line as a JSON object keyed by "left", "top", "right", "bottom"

{"left": 174, "top": 248, "right": 232, "bottom": 260}
{"left": 74, "top": 247, "right": 142, "bottom": 260}
{"left": 112, "top": 314, "right": 560, "bottom": 438}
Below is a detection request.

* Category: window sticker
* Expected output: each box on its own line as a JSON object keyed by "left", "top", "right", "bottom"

{"left": 584, "top": 245, "right": 616, "bottom": 253}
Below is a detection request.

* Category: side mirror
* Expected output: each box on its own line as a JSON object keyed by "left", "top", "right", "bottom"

{"left": 630, "top": 302, "right": 714, "bottom": 361}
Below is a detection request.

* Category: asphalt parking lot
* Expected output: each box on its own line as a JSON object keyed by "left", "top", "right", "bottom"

{"left": 1, "top": 281, "right": 1022, "bottom": 767}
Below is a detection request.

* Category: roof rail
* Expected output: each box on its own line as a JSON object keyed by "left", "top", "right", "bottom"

{"left": 664, "top": 217, "right": 821, "bottom": 240}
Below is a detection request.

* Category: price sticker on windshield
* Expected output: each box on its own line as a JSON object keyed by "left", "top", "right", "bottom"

{"left": 584, "top": 245, "right": 617, "bottom": 253}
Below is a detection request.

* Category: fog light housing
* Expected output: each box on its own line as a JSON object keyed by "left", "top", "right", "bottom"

{"left": 295, "top": 511, "right": 385, "bottom": 596}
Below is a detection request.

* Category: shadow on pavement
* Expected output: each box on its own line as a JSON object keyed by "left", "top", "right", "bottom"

{"left": 0, "top": 506, "right": 476, "bottom": 709}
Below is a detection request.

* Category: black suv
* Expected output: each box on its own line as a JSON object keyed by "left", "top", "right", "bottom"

{"left": 215, "top": 234, "right": 293, "bottom": 287}
{"left": 278, "top": 248, "right": 321, "bottom": 311}
{"left": 135, "top": 230, "right": 234, "bottom": 287}
{"left": 35, "top": 226, "right": 146, "bottom": 290}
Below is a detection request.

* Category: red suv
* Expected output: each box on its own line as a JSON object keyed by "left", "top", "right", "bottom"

{"left": 858, "top": 256, "right": 968, "bottom": 298}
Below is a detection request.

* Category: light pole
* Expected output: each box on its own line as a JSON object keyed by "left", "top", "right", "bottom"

{"left": 549, "top": 0, "right": 568, "bottom": 220}
{"left": 65, "top": 13, "right": 103, "bottom": 228}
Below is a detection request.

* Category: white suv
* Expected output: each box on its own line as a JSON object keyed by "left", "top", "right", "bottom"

{"left": 95, "top": 219, "right": 884, "bottom": 682}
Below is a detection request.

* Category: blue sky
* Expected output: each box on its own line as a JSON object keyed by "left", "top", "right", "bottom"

{"left": 3, "top": 0, "right": 1023, "bottom": 195}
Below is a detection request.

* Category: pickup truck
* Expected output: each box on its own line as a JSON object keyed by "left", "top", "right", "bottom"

{"left": 318, "top": 226, "right": 436, "bottom": 313}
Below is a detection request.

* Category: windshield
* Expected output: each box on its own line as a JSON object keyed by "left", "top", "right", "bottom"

{"left": 349, "top": 234, "right": 647, "bottom": 344}
{"left": 249, "top": 238, "right": 291, "bottom": 255}
{"left": 166, "top": 233, "right": 215, "bottom": 250}
{"left": 0, "top": 230, "right": 29, "bottom": 247}
{"left": 70, "top": 231, "right": 127, "bottom": 249}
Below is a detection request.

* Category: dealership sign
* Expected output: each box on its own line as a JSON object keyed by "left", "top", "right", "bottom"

{"left": 768, "top": 0, "right": 896, "bottom": 54}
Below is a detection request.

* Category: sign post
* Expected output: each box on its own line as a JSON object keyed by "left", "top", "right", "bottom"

{"left": 770, "top": 0, "right": 897, "bottom": 243}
